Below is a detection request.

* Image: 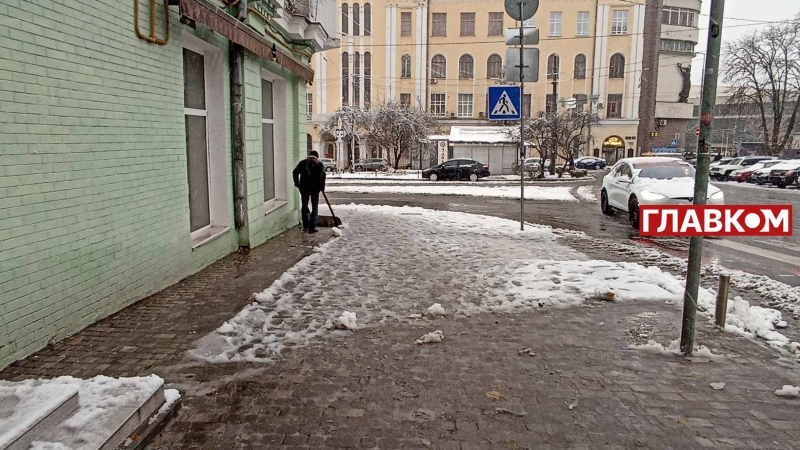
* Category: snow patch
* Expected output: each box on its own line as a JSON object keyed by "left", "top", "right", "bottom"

{"left": 426, "top": 303, "right": 446, "bottom": 316}
{"left": 334, "top": 311, "right": 358, "bottom": 330}
{"left": 576, "top": 185, "right": 597, "bottom": 202}
{"left": 326, "top": 184, "right": 578, "bottom": 201}
{"left": 331, "top": 227, "right": 343, "bottom": 237}
{"left": 628, "top": 339, "right": 722, "bottom": 359}
{"left": 710, "top": 382, "right": 726, "bottom": 390}
{"left": 416, "top": 330, "right": 444, "bottom": 344}
{"left": 148, "top": 389, "right": 181, "bottom": 425}
{"left": 774, "top": 385, "right": 800, "bottom": 397}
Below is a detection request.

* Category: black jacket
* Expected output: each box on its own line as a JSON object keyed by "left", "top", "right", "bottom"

{"left": 292, "top": 158, "right": 326, "bottom": 194}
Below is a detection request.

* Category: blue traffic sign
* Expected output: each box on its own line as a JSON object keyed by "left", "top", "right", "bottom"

{"left": 488, "top": 86, "right": 522, "bottom": 121}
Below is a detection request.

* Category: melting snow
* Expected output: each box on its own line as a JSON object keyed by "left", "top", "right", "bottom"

{"left": 334, "top": 311, "right": 358, "bottom": 330}
{"left": 190, "top": 205, "right": 790, "bottom": 363}
{"left": 426, "top": 303, "right": 446, "bottom": 316}
{"left": 416, "top": 330, "right": 445, "bottom": 344}
{"left": 628, "top": 339, "right": 723, "bottom": 359}
{"left": 325, "top": 184, "right": 577, "bottom": 201}
{"left": 774, "top": 385, "right": 799, "bottom": 397}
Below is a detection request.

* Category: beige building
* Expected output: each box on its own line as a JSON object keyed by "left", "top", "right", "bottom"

{"left": 307, "top": 0, "right": 695, "bottom": 165}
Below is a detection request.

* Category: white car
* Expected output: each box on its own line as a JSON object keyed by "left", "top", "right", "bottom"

{"left": 319, "top": 157, "right": 336, "bottom": 172}
{"left": 729, "top": 160, "right": 782, "bottom": 182}
{"left": 601, "top": 157, "right": 725, "bottom": 228}
{"left": 709, "top": 156, "right": 774, "bottom": 181}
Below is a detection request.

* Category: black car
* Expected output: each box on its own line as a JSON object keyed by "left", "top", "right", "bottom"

{"left": 423, "top": 159, "right": 490, "bottom": 181}
{"left": 769, "top": 165, "right": 800, "bottom": 188}
{"left": 574, "top": 157, "right": 606, "bottom": 170}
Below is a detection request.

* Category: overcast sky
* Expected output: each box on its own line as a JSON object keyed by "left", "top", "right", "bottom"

{"left": 691, "top": 0, "right": 800, "bottom": 84}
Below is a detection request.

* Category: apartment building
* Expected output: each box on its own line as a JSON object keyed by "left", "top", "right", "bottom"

{"left": 307, "top": 0, "right": 702, "bottom": 165}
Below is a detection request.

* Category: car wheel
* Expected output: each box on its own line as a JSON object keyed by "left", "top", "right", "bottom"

{"left": 600, "top": 189, "right": 614, "bottom": 215}
{"left": 594, "top": 163, "right": 601, "bottom": 170}
{"left": 469, "top": 173, "right": 479, "bottom": 182}
{"left": 629, "top": 196, "right": 640, "bottom": 228}
{"left": 429, "top": 173, "right": 438, "bottom": 182}
{"left": 325, "top": 167, "right": 333, "bottom": 172}
{"left": 355, "top": 165, "right": 363, "bottom": 172}
{"left": 777, "top": 181, "right": 787, "bottom": 189}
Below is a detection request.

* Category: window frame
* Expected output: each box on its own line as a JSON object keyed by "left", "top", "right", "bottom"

{"left": 549, "top": 11, "right": 562, "bottom": 37}
{"left": 486, "top": 54, "right": 502, "bottom": 79}
{"left": 400, "top": 93, "right": 411, "bottom": 107}
{"left": 488, "top": 12, "right": 503, "bottom": 36}
{"left": 401, "top": 54, "right": 412, "bottom": 78}
{"left": 431, "top": 54, "right": 446, "bottom": 79}
{"left": 341, "top": 3, "right": 349, "bottom": 34}
{"left": 401, "top": 11, "right": 412, "bottom": 37}
{"left": 432, "top": 13, "right": 447, "bottom": 37}
{"left": 611, "top": 10, "right": 628, "bottom": 35}
{"left": 353, "top": 3, "right": 360, "bottom": 36}
{"left": 430, "top": 93, "right": 446, "bottom": 117}
{"left": 458, "top": 54, "right": 474, "bottom": 80}
{"left": 607, "top": 93, "right": 623, "bottom": 118}
{"left": 460, "top": 12, "right": 476, "bottom": 36}
{"left": 457, "top": 93, "right": 473, "bottom": 117}
{"left": 364, "top": 3, "right": 371, "bottom": 36}
{"left": 260, "top": 69, "right": 290, "bottom": 215}
{"left": 576, "top": 11, "right": 589, "bottom": 36}
{"left": 182, "top": 33, "right": 230, "bottom": 248}
{"left": 574, "top": 54, "right": 586, "bottom": 79}
{"left": 609, "top": 53, "right": 625, "bottom": 79}
{"left": 547, "top": 53, "right": 560, "bottom": 79}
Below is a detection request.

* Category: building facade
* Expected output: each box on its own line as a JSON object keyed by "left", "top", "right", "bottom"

{"left": 307, "top": 0, "right": 698, "bottom": 165}
{"left": 0, "top": 0, "right": 337, "bottom": 368}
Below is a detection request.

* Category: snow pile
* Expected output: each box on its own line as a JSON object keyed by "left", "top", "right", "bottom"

{"left": 326, "top": 184, "right": 578, "bottom": 201}
{"left": 725, "top": 297, "right": 789, "bottom": 345}
{"left": 710, "top": 382, "right": 726, "bottom": 390}
{"left": 774, "top": 385, "right": 799, "bottom": 397}
{"left": 628, "top": 339, "right": 722, "bottom": 359}
{"left": 576, "top": 185, "right": 597, "bottom": 202}
{"left": 147, "top": 388, "right": 181, "bottom": 425}
{"left": 0, "top": 375, "right": 165, "bottom": 450}
{"left": 426, "top": 303, "right": 446, "bottom": 316}
{"left": 416, "top": 330, "right": 444, "bottom": 344}
{"left": 334, "top": 311, "right": 358, "bottom": 330}
{"left": 329, "top": 170, "right": 423, "bottom": 180}
{"left": 331, "top": 227, "right": 343, "bottom": 237}
{"left": 191, "top": 205, "right": 790, "bottom": 363}
{"left": 0, "top": 384, "right": 79, "bottom": 448}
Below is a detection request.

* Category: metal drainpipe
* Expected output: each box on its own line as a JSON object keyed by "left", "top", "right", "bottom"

{"left": 232, "top": 0, "right": 250, "bottom": 249}
{"left": 425, "top": 0, "right": 430, "bottom": 118}
{"left": 588, "top": 0, "right": 599, "bottom": 156}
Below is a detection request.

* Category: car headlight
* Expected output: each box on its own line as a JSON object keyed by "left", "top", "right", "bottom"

{"left": 640, "top": 190, "right": 666, "bottom": 201}
{"left": 709, "top": 190, "right": 724, "bottom": 199}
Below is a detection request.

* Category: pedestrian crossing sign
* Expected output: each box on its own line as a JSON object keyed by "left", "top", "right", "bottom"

{"left": 488, "top": 86, "right": 522, "bottom": 121}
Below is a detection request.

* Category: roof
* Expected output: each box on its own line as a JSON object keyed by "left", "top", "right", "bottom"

{"left": 449, "top": 126, "right": 517, "bottom": 144}
{"left": 428, "top": 134, "right": 450, "bottom": 141}
{"left": 618, "top": 157, "right": 685, "bottom": 165}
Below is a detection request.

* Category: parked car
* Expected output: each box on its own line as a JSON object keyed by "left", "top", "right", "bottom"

{"left": 319, "top": 157, "right": 336, "bottom": 172}
{"left": 354, "top": 158, "right": 390, "bottom": 171}
{"left": 748, "top": 160, "right": 800, "bottom": 186}
{"left": 601, "top": 157, "right": 724, "bottom": 228}
{"left": 768, "top": 161, "right": 800, "bottom": 188}
{"left": 422, "top": 159, "right": 490, "bottom": 181}
{"left": 730, "top": 160, "right": 782, "bottom": 183}
{"left": 710, "top": 157, "right": 733, "bottom": 167}
{"left": 574, "top": 156, "right": 607, "bottom": 170}
{"left": 523, "top": 157, "right": 550, "bottom": 170}
{"left": 709, "top": 156, "right": 774, "bottom": 180}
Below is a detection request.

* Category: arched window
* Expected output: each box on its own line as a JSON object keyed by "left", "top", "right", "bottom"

{"left": 364, "top": 52, "right": 372, "bottom": 109}
{"left": 609, "top": 53, "right": 625, "bottom": 78}
{"left": 353, "top": 52, "right": 361, "bottom": 106}
{"left": 353, "top": 3, "right": 360, "bottom": 36}
{"left": 341, "top": 52, "right": 349, "bottom": 105}
{"left": 458, "top": 54, "right": 474, "bottom": 79}
{"left": 401, "top": 54, "right": 411, "bottom": 78}
{"left": 547, "top": 54, "right": 560, "bottom": 79}
{"left": 574, "top": 54, "right": 587, "bottom": 79}
{"left": 431, "top": 54, "right": 446, "bottom": 79}
{"left": 486, "top": 54, "right": 502, "bottom": 79}
{"left": 341, "top": 3, "right": 349, "bottom": 34}
{"left": 364, "top": 3, "right": 371, "bottom": 36}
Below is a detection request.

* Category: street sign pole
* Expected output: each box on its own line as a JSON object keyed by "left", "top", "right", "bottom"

{"left": 680, "top": 0, "right": 725, "bottom": 356}
{"left": 519, "top": 1, "right": 525, "bottom": 231}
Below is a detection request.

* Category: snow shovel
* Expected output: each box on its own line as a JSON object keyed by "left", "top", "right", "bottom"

{"left": 317, "top": 191, "right": 342, "bottom": 227}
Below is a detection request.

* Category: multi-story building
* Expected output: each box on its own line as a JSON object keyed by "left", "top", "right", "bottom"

{"left": 0, "top": 0, "right": 337, "bottom": 368}
{"left": 638, "top": 0, "right": 701, "bottom": 154}
{"left": 308, "top": 0, "right": 698, "bottom": 165}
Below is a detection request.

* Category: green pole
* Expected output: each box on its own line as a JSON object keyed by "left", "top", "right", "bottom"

{"left": 680, "top": 0, "right": 725, "bottom": 355}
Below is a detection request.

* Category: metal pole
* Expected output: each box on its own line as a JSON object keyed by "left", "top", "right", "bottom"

{"left": 519, "top": 2, "right": 525, "bottom": 231}
{"left": 680, "top": 0, "right": 725, "bottom": 355}
{"left": 715, "top": 274, "right": 730, "bottom": 328}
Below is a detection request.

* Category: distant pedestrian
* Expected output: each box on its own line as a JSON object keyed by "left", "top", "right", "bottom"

{"left": 293, "top": 151, "right": 327, "bottom": 233}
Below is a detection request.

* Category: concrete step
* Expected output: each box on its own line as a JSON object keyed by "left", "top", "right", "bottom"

{"left": 0, "top": 384, "right": 80, "bottom": 450}
{"left": 29, "top": 377, "right": 166, "bottom": 450}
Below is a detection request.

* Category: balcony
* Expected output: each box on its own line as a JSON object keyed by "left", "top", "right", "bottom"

{"left": 259, "top": 0, "right": 339, "bottom": 51}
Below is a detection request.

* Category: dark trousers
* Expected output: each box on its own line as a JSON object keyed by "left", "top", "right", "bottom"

{"left": 301, "top": 191, "right": 320, "bottom": 230}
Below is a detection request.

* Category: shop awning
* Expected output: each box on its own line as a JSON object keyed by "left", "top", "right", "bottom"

{"left": 179, "top": 0, "right": 314, "bottom": 82}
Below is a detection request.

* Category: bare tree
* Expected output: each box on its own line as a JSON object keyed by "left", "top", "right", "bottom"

{"left": 323, "top": 106, "right": 373, "bottom": 167}
{"left": 368, "top": 102, "right": 434, "bottom": 169}
{"left": 723, "top": 17, "right": 800, "bottom": 156}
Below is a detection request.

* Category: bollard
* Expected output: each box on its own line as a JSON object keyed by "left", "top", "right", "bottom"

{"left": 715, "top": 274, "right": 730, "bottom": 329}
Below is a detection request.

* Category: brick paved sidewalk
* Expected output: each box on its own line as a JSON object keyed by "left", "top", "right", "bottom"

{"left": 2, "top": 227, "right": 800, "bottom": 450}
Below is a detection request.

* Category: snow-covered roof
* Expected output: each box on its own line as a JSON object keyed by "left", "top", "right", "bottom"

{"left": 428, "top": 134, "right": 450, "bottom": 141}
{"left": 449, "top": 126, "right": 517, "bottom": 144}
